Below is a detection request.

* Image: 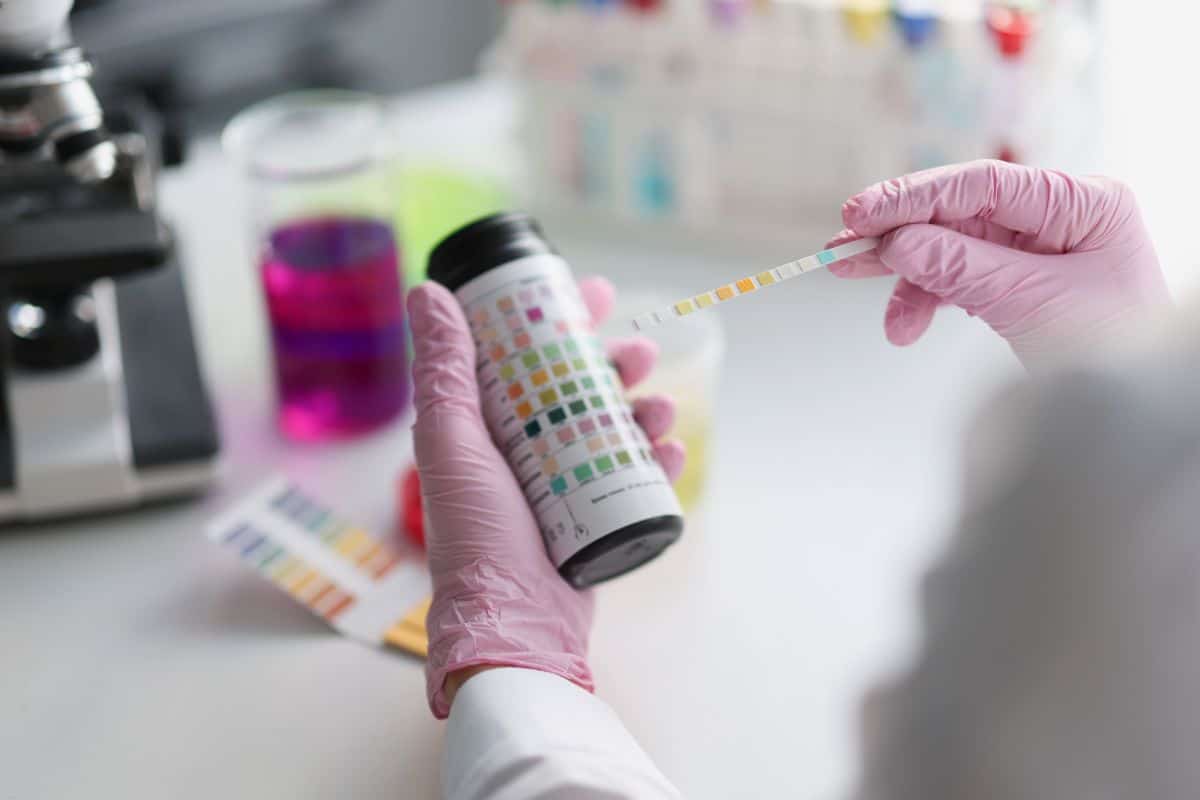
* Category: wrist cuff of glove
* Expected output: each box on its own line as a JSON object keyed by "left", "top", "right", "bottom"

{"left": 428, "top": 655, "right": 595, "bottom": 719}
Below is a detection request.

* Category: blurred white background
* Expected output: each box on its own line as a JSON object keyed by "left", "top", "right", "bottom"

{"left": 1099, "top": 2, "right": 1200, "bottom": 297}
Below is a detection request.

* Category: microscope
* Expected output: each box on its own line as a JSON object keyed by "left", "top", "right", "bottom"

{"left": 0, "top": 0, "right": 218, "bottom": 521}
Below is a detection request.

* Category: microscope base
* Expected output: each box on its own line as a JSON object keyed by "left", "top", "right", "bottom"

{"left": 0, "top": 257, "right": 220, "bottom": 522}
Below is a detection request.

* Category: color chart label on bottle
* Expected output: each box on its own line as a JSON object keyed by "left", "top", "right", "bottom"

{"left": 457, "top": 254, "right": 682, "bottom": 567}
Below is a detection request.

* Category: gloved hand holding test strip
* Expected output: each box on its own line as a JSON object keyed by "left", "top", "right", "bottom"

{"left": 631, "top": 237, "right": 880, "bottom": 331}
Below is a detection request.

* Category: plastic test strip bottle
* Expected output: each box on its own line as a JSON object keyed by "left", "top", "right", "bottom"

{"left": 427, "top": 213, "right": 685, "bottom": 587}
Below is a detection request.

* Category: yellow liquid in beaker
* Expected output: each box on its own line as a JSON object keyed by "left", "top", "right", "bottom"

{"left": 673, "top": 415, "right": 712, "bottom": 512}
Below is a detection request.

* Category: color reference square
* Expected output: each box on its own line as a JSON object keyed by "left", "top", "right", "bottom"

{"left": 514, "top": 332, "right": 532, "bottom": 349}
{"left": 574, "top": 464, "right": 594, "bottom": 482}
{"left": 598, "top": 413, "right": 613, "bottom": 427}
{"left": 616, "top": 450, "right": 633, "bottom": 466}
{"left": 581, "top": 377, "right": 595, "bottom": 390}
{"left": 522, "top": 352, "right": 540, "bottom": 369}
{"left": 736, "top": 277, "right": 756, "bottom": 293}
{"left": 550, "top": 476, "right": 568, "bottom": 495}
{"left": 544, "top": 344, "right": 562, "bottom": 360}
{"left": 572, "top": 358, "right": 587, "bottom": 372}
{"left": 526, "top": 307, "right": 544, "bottom": 323}
{"left": 506, "top": 316, "right": 522, "bottom": 332}
{"left": 551, "top": 362, "right": 569, "bottom": 378}
{"left": 480, "top": 327, "right": 498, "bottom": 343}
{"left": 498, "top": 297, "right": 515, "bottom": 313}
{"left": 579, "top": 418, "right": 597, "bottom": 435}
{"left": 565, "top": 340, "right": 579, "bottom": 354}
{"left": 516, "top": 402, "right": 533, "bottom": 419}
{"left": 587, "top": 437, "right": 604, "bottom": 453}
{"left": 507, "top": 384, "right": 523, "bottom": 400}
{"left": 543, "top": 457, "right": 559, "bottom": 476}
{"left": 539, "top": 388, "right": 559, "bottom": 405}
{"left": 716, "top": 286, "right": 735, "bottom": 301}
{"left": 524, "top": 420, "right": 542, "bottom": 438}
{"left": 556, "top": 426, "right": 575, "bottom": 444}
{"left": 518, "top": 289, "right": 533, "bottom": 305}
{"left": 606, "top": 432, "right": 621, "bottom": 447}
{"left": 589, "top": 396, "right": 605, "bottom": 409}
{"left": 500, "top": 364, "right": 515, "bottom": 381}
{"left": 555, "top": 321, "right": 569, "bottom": 335}
{"left": 595, "top": 455, "right": 614, "bottom": 472}
{"left": 561, "top": 381, "right": 578, "bottom": 395}
{"left": 532, "top": 438, "right": 549, "bottom": 457}
{"left": 472, "top": 308, "right": 490, "bottom": 325}
{"left": 569, "top": 400, "right": 588, "bottom": 415}
{"left": 490, "top": 344, "right": 505, "bottom": 362}
{"left": 548, "top": 407, "right": 567, "bottom": 425}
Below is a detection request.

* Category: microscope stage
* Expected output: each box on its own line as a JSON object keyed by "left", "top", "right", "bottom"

{"left": 0, "top": 256, "right": 219, "bottom": 521}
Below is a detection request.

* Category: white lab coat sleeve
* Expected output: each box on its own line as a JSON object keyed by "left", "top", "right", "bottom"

{"left": 443, "top": 667, "right": 682, "bottom": 800}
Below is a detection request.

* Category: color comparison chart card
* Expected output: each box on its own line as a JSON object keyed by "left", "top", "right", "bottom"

{"left": 458, "top": 254, "right": 681, "bottom": 568}
{"left": 206, "top": 477, "right": 431, "bottom": 657}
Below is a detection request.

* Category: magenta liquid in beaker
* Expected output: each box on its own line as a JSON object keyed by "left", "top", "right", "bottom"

{"left": 225, "top": 91, "right": 410, "bottom": 440}
{"left": 262, "top": 216, "right": 408, "bottom": 439}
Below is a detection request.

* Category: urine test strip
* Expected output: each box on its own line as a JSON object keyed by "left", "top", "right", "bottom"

{"left": 631, "top": 237, "right": 880, "bottom": 331}
{"left": 206, "top": 476, "right": 432, "bottom": 658}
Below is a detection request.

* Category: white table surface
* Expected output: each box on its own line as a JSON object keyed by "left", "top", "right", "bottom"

{"left": 4, "top": 7, "right": 1199, "bottom": 796}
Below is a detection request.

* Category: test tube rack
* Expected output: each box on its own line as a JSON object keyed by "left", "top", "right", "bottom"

{"left": 488, "top": 0, "right": 1102, "bottom": 244}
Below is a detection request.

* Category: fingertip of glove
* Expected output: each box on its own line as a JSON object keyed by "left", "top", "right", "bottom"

{"left": 633, "top": 394, "right": 676, "bottom": 434}
{"left": 842, "top": 195, "right": 870, "bottom": 230}
{"left": 407, "top": 283, "right": 453, "bottom": 334}
{"left": 827, "top": 260, "right": 861, "bottom": 278}
{"left": 654, "top": 439, "right": 687, "bottom": 482}
{"left": 608, "top": 335, "right": 659, "bottom": 369}
{"left": 884, "top": 303, "right": 930, "bottom": 347}
{"left": 578, "top": 275, "right": 616, "bottom": 329}
{"left": 824, "top": 227, "right": 859, "bottom": 250}
{"left": 578, "top": 275, "right": 616, "bottom": 303}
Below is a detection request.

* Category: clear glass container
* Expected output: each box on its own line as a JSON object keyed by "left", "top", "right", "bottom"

{"left": 604, "top": 289, "right": 725, "bottom": 512}
{"left": 224, "top": 91, "right": 409, "bottom": 441}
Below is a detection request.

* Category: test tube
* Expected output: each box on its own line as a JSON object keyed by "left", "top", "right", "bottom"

{"left": 892, "top": 0, "right": 940, "bottom": 48}
{"left": 842, "top": 0, "right": 891, "bottom": 45}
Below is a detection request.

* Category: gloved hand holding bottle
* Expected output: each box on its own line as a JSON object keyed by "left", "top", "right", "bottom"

{"left": 408, "top": 276, "right": 684, "bottom": 719}
{"left": 827, "top": 160, "right": 1171, "bottom": 370}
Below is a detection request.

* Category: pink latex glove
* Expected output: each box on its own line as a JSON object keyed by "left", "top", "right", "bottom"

{"left": 409, "top": 277, "right": 685, "bottom": 719}
{"left": 828, "top": 160, "right": 1171, "bottom": 370}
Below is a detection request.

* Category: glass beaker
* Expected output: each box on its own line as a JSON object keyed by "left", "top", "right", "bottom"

{"left": 604, "top": 290, "right": 725, "bottom": 512}
{"left": 224, "top": 91, "right": 410, "bottom": 441}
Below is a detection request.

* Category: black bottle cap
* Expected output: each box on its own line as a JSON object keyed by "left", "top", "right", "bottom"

{"left": 559, "top": 514, "right": 684, "bottom": 588}
{"left": 427, "top": 212, "right": 556, "bottom": 292}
